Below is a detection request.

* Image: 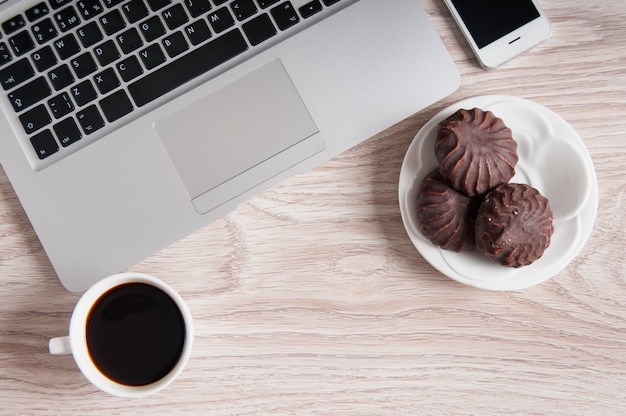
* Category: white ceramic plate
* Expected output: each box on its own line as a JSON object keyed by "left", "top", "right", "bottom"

{"left": 399, "top": 95, "right": 598, "bottom": 290}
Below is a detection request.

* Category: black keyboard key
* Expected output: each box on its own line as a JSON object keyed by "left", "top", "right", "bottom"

{"left": 322, "top": 0, "right": 340, "bottom": 5}
{"left": 139, "top": 16, "right": 166, "bottom": 42}
{"left": 31, "top": 129, "right": 59, "bottom": 159}
{"left": 122, "top": 0, "right": 149, "bottom": 23}
{"left": 54, "top": 33, "right": 81, "bottom": 59}
{"left": 148, "top": 0, "right": 172, "bottom": 12}
{"left": 0, "top": 58, "right": 34, "bottom": 90}
{"left": 129, "top": 28, "right": 247, "bottom": 107}
{"left": 162, "top": 4, "right": 189, "bottom": 29}
{"left": 26, "top": 3, "right": 51, "bottom": 22}
{"left": 76, "top": 104, "right": 105, "bottom": 134}
{"left": 257, "top": 0, "right": 279, "bottom": 9}
{"left": 93, "top": 39, "right": 120, "bottom": 66}
{"left": 71, "top": 52, "right": 98, "bottom": 78}
{"left": 48, "top": 64, "right": 75, "bottom": 90}
{"left": 70, "top": 79, "right": 98, "bottom": 106}
{"left": 55, "top": 117, "right": 82, "bottom": 147}
{"left": 185, "top": 0, "right": 212, "bottom": 18}
{"left": 31, "top": 46, "right": 58, "bottom": 71}
{"left": 185, "top": 19, "right": 212, "bottom": 45}
{"left": 55, "top": 6, "right": 82, "bottom": 32}
{"left": 0, "top": 42, "right": 12, "bottom": 66}
{"left": 77, "top": 21, "right": 103, "bottom": 47}
{"left": 93, "top": 67, "right": 120, "bottom": 94}
{"left": 162, "top": 31, "right": 188, "bottom": 57}
{"left": 271, "top": 2, "right": 299, "bottom": 31}
{"left": 242, "top": 13, "right": 275, "bottom": 46}
{"left": 116, "top": 55, "right": 143, "bottom": 81}
{"left": 100, "top": 10, "right": 126, "bottom": 35}
{"left": 9, "top": 31, "right": 35, "bottom": 56}
{"left": 102, "top": 0, "right": 125, "bottom": 7}
{"left": 48, "top": 92, "right": 74, "bottom": 118}
{"left": 231, "top": 0, "right": 257, "bottom": 21}
{"left": 100, "top": 89, "right": 134, "bottom": 122}
{"left": 300, "top": 0, "right": 322, "bottom": 18}
{"left": 8, "top": 76, "right": 51, "bottom": 112}
{"left": 208, "top": 8, "right": 234, "bottom": 33}
{"left": 139, "top": 43, "right": 166, "bottom": 69}
{"left": 77, "top": 0, "right": 105, "bottom": 19}
{"left": 2, "top": 15, "right": 26, "bottom": 35}
{"left": 31, "top": 18, "right": 58, "bottom": 44}
{"left": 20, "top": 104, "right": 51, "bottom": 134}
{"left": 117, "top": 27, "right": 143, "bottom": 54}
{"left": 49, "top": 0, "right": 74, "bottom": 10}
{"left": 214, "top": 0, "right": 229, "bottom": 5}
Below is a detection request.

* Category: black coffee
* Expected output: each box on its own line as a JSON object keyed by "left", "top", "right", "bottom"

{"left": 86, "top": 282, "right": 186, "bottom": 386}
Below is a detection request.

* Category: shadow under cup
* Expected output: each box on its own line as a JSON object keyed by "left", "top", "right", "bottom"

{"left": 51, "top": 273, "right": 193, "bottom": 398}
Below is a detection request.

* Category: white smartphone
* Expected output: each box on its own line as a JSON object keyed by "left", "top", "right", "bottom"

{"left": 443, "top": 0, "right": 552, "bottom": 69}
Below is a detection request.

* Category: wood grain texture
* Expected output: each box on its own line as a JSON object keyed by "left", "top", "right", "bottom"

{"left": 1, "top": 0, "right": 625, "bottom": 414}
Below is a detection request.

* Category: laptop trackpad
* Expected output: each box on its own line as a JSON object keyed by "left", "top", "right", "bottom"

{"left": 155, "top": 59, "right": 323, "bottom": 214}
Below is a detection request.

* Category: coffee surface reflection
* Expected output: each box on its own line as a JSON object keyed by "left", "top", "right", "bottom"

{"left": 86, "top": 283, "right": 186, "bottom": 386}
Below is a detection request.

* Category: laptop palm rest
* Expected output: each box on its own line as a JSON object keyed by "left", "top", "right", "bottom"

{"left": 155, "top": 59, "right": 324, "bottom": 214}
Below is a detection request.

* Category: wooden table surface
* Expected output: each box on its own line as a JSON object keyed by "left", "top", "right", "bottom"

{"left": 1, "top": 0, "right": 625, "bottom": 414}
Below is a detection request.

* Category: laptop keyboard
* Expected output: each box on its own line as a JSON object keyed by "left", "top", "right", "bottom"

{"left": 0, "top": 0, "right": 347, "bottom": 169}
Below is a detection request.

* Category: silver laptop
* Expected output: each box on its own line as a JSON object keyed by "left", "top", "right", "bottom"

{"left": 0, "top": 0, "right": 459, "bottom": 291}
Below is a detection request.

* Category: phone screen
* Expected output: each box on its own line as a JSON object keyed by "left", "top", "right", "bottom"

{"left": 450, "top": 0, "right": 540, "bottom": 49}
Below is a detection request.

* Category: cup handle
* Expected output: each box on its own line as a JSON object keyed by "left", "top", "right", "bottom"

{"left": 49, "top": 336, "right": 72, "bottom": 355}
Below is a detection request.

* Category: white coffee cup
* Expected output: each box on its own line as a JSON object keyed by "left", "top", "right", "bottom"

{"left": 49, "top": 272, "right": 194, "bottom": 398}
